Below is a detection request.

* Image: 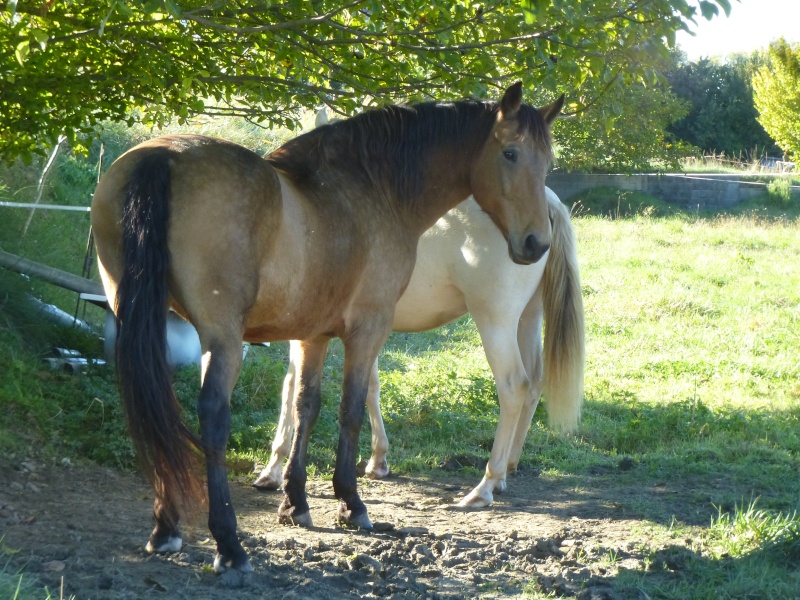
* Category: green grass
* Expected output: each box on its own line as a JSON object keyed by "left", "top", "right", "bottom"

{"left": 604, "top": 500, "right": 800, "bottom": 599}
{"left": 0, "top": 542, "right": 72, "bottom": 600}
{"left": 1, "top": 119, "right": 800, "bottom": 597}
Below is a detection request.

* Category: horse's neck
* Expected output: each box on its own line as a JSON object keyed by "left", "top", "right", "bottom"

{"left": 410, "top": 149, "right": 474, "bottom": 235}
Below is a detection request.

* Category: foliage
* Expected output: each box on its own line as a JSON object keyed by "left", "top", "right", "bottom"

{"left": 665, "top": 50, "right": 779, "bottom": 156}
{"left": 766, "top": 177, "right": 795, "bottom": 209}
{"left": 555, "top": 80, "right": 693, "bottom": 172}
{"left": 1, "top": 0, "right": 733, "bottom": 161}
{"left": 753, "top": 39, "right": 800, "bottom": 161}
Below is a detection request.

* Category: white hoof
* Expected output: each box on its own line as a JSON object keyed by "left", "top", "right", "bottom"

{"left": 252, "top": 473, "right": 281, "bottom": 490}
{"left": 365, "top": 458, "right": 390, "bottom": 480}
{"left": 457, "top": 489, "right": 493, "bottom": 508}
{"left": 145, "top": 536, "right": 183, "bottom": 554}
{"left": 213, "top": 554, "right": 254, "bottom": 573}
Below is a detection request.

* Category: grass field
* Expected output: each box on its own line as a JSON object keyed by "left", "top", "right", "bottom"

{"left": 1, "top": 141, "right": 799, "bottom": 596}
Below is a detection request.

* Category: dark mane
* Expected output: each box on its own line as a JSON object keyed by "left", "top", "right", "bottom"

{"left": 266, "top": 99, "right": 552, "bottom": 208}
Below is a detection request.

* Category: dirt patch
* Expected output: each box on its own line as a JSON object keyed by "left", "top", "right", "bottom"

{"left": 1, "top": 455, "right": 697, "bottom": 599}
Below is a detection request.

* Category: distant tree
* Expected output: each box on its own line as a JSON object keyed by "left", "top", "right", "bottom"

{"left": 1, "top": 0, "right": 733, "bottom": 162}
{"left": 665, "top": 51, "right": 779, "bottom": 156}
{"left": 752, "top": 39, "right": 800, "bottom": 160}
{"left": 556, "top": 77, "right": 692, "bottom": 173}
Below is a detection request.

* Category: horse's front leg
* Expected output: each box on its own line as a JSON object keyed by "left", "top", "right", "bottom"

{"left": 278, "top": 339, "right": 329, "bottom": 527}
{"left": 198, "top": 337, "right": 252, "bottom": 572}
{"left": 364, "top": 357, "right": 390, "bottom": 480}
{"left": 334, "top": 333, "right": 388, "bottom": 529}
{"left": 253, "top": 340, "right": 302, "bottom": 490}
{"left": 458, "top": 316, "right": 529, "bottom": 508}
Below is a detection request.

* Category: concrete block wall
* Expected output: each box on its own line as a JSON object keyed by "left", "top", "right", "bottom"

{"left": 546, "top": 173, "right": 798, "bottom": 210}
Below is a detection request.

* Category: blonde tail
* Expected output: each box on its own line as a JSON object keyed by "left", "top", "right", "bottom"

{"left": 541, "top": 188, "right": 585, "bottom": 432}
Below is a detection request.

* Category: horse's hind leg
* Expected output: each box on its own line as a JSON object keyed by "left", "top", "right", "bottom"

{"left": 508, "top": 289, "right": 545, "bottom": 473}
{"left": 197, "top": 336, "right": 251, "bottom": 572}
{"left": 278, "top": 339, "right": 329, "bottom": 527}
{"left": 364, "top": 357, "right": 390, "bottom": 479}
{"left": 333, "top": 332, "right": 388, "bottom": 529}
{"left": 147, "top": 485, "right": 183, "bottom": 553}
{"left": 253, "top": 340, "right": 302, "bottom": 490}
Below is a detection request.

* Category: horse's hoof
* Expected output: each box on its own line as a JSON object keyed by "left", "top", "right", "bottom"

{"left": 252, "top": 473, "right": 281, "bottom": 490}
{"left": 213, "top": 553, "right": 254, "bottom": 574}
{"left": 457, "top": 490, "right": 493, "bottom": 509}
{"left": 365, "top": 459, "right": 390, "bottom": 480}
{"left": 145, "top": 535, "right": 183, "bottom": 554}
{"left": 277, "top": 509, "right": 313, "bottom": 528}
{"left": 337, "top": 501, "right": 373, "bottom": 530}
{"left": 493, "top": 478, "right": 507, "bottom": 494}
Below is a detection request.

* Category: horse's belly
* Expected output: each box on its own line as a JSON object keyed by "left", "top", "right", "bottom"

{"left": 242, "top": 283, "right": 357, "bottom": 342}
{"left": 392, "top": 276, "right": 467, "bottom": 332}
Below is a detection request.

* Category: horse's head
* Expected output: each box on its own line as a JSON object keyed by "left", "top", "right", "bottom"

{"left": 470, "top": 83, "right": 563, "bottom": 265}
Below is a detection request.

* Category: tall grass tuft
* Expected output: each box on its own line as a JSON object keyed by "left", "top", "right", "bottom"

{"left": 711, "top": 499, "right": 800, "bottom": 562}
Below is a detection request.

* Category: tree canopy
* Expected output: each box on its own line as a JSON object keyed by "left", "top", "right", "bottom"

{"left": 556, "top": 79, "right": 691, "bottom": 172}
{"left": 665, "top": 50, "right": 778, "bottom": 157}
{"left": 753, "top": 39, "right": 800, "bottom": 160}
{"left": 2, "top": 0, "right": 732, "bottom": 161}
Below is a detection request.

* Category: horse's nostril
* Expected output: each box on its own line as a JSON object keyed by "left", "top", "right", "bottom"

{"left": 524, "top": 235, "right": 550, "bottom": 263}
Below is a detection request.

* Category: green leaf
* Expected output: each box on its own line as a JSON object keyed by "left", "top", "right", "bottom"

{"left": 715, "top": 0, "right": 732, "bottom": 17}
{"left": 699, "top": 1, "right": 719, "bottom": 20}
{"left": 31, "top": 29, "right": 48, "bottom": 44}
{"left": 164, "top": 0, "right": 182, "bottom": 18}
{"left": 521, "top": 0, "right": 548, "bottom": 24}
{"left": 15, "top": 40, "right": 30, "bottom": 66}
{"left": 31, "top": 28, "right": 49, "bottom": 48}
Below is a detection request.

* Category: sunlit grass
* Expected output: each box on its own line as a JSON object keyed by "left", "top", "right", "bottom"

{"left": 2, "top": 146, "right": 800, "bottom": 598}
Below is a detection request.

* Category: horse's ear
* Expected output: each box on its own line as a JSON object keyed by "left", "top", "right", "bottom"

{"left": 315, "top": 108, "right": 329, "bottom": 128}
{"left": 500, "top": 82, "right": 523, "bottom": 116}
{"left": 538, "top": 94, "right": 565, "bottom": 126}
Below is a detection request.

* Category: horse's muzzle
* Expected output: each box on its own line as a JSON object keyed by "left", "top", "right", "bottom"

{"left": 508, "top": 234, "right": 550, "bottom": 265}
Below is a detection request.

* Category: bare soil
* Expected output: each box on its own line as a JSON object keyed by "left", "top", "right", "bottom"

{"left": 0, "top": 454, "right": 706, "bottom": 599}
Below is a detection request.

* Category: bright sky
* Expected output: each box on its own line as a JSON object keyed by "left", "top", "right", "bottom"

{"left": 674, "top": 0, "right": 800, "bottom": 60}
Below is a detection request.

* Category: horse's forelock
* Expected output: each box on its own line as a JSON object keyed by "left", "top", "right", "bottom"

{"left": 515, "top": 104, "right": 554, "bottom": 162}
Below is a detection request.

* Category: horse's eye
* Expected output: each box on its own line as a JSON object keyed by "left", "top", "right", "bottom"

{"left": 503, "top": 149, "right": 518, "bottom": 163}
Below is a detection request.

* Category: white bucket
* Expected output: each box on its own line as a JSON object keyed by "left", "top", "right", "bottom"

{"left": 103, "top": 308, "right": 202, "bottom": 369}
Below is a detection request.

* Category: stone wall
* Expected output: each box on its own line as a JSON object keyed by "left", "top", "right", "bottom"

{"left": 546, "top": 173, "right": 800, "bottom": 210}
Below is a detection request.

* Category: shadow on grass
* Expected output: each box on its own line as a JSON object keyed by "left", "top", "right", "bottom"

{"left": 593, "top": 539, "right": 800, "bottom": 600}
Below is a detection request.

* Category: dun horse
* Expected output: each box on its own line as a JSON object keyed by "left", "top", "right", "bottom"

{"left": 256, "top": 188, "right": 584, "bottom": 508}
{"left": 91, "top": 83, "right": 563, "bottom": 572}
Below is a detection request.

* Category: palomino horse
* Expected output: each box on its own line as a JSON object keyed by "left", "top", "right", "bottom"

{"left": 91, "top": 83, "right": 563, "bottom": 572}
{"left": 254, "top": 188, "right": 584, "bottom": 508}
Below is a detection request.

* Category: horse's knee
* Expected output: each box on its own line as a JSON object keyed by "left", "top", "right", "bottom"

{"left": 496, "top": 373, "right": 530, "bottom": 408}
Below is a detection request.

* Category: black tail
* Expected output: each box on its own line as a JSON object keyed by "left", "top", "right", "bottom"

{"left": 115, "top": 150, "right": 202, "bottom": 523}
